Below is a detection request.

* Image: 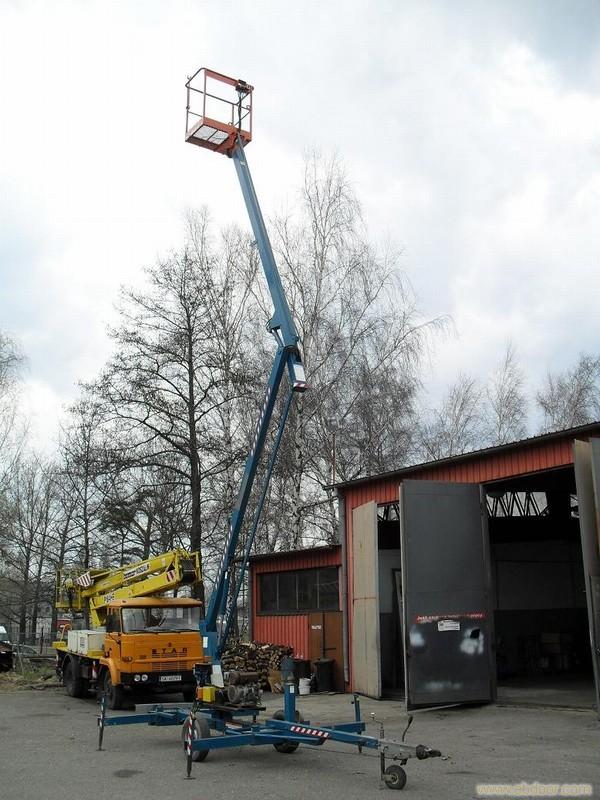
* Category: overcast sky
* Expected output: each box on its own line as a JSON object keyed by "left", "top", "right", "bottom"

{"left": 1, "top": 0, "right": 599, "bottom": 452}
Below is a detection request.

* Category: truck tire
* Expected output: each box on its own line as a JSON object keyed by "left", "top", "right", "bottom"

{"left": 63, "top": 658, "right": 87, "bottom": 698}
{"left": 103, "top": 670, "right": 124, "bottom": 710}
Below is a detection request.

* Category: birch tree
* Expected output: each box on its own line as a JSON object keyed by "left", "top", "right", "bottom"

{"left": 246, "top": 153, "right": 442, "bottom": 548}
{"left": 484, "top": 342, "right": 528, "bottom": 444}
{"left": 420, "top": 373, "right": 483, "bottom": 460}
{"left": 536, "top": 353, "right": 600, "bottom": 432}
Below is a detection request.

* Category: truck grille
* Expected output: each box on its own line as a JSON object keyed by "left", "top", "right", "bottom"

{"left": 152, "top": 660, "right": 191, "bottom": 672}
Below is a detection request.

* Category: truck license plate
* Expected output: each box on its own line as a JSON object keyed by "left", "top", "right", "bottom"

{"left": 159, "top": 674, "right": 181, "bottom": 682}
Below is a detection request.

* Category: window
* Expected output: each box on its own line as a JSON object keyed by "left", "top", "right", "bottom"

{"left": 260, "top": 573, "right": 278, "bottom": 612}
{"left": 106, "top": 610, "right": 121, "bottom": 633}
{"left": 121, "top": 605, "right": 201, "bottom": 633}
{"left": 297, "top": 570, "right": 317, "bottom": 610}
{"left": 258, "top": 567, "right": 340, "bottom": 614}
{"left": 317, "top": 567, "right": 339, "bottom": 610}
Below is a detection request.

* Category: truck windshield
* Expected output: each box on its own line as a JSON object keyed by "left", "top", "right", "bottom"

{"left": 121, "top": 606, "right": 200, "bottom": 633}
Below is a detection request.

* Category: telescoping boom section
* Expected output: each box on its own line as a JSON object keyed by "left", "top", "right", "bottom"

{"left": 185, "top": 67, "right": 306, "bottom": 662}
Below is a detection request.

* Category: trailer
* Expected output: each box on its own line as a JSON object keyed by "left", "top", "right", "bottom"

{"left": 98, "top": 676, "right": 441, "bottom": 791}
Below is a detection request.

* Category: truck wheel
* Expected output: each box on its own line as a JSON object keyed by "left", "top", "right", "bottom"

{"left": 103, "top": 671, "right": 124, "bottom": 710}
{"left": 63, "top": 658, "right": 87, "bottom": 698}
{"left": 181, "top": 716, "right": 210, "bottom": 762}
{"left": 62, "top": 658, "right": 90, "bottom": 697}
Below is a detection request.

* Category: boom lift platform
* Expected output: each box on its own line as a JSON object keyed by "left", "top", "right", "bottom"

{"left": 95, "top": 68, "right": 441, "bottom": 791}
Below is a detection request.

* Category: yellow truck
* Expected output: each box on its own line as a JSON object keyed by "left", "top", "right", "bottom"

{"left": 53, "top": 549, "right": 209, "bottom": 709}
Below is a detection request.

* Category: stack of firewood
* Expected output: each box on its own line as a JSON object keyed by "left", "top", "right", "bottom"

{"left": 221, "top": 640, "right": 292, "bottom": 688}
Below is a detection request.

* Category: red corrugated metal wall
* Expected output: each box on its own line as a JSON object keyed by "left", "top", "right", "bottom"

{"left": 252, "top": 615, "right": 311, "bottom": 659}
{"left": 250, "top": 547, "right": 341, "bottom": 658}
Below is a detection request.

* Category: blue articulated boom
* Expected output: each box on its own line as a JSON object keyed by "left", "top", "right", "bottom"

{"left": 94, "top": 70, "right": 442, "bottom": 792}
{"left": 200, "top": 134, "right": 307, "bottom": 662}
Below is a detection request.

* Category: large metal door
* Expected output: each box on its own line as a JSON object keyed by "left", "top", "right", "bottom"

{"left": 400, "top": 480, "right": 495, "bottom": 709}
{"left": 351, "top": 501, "right": 381, "bottom": 698}
{"left": 573, "top": 439, "right": 600, "bottom": 717}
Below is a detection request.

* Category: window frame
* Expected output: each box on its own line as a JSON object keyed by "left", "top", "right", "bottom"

{"left": 257, "top": 566, "right": 340, "bottom": 615}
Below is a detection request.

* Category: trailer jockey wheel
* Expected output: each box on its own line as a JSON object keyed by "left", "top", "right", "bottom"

{"left": 271, "top": 710, "right": 303, "bottom": 754}
{"left": 181, "top": 716, "right": 210, "bottom": 762}
{"left": 383, "top": 765, "right": 407, "bottom": 790}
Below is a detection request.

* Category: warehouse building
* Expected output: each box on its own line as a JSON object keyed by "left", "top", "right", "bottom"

{"left": 249, "top": 424, "right": 600, "bottom": 712}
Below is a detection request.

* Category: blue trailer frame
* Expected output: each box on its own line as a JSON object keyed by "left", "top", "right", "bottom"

{"left": 97, "top": 681, "right": 440, "bottom": 790}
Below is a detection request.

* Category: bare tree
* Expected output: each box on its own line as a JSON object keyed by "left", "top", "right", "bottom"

{"left": 89, "top": 211, "right": 256, "bottom": 588}
{"left": 484, "top": 342, "right": 528, "bottom": 444}
{"left": 244, "top": 152, "right": 443, "bottom": 548}
{"left": 420, "top": 373, "right": 484, "bottom": 460}
{"left": 0, "top": 457, "right": 57, "bottom": 642}
{"left": 0, "top": 332, "right": 27, "bottom": 495}
{"left": 60, "top": 397, "right": 110, "bottom": 572}
{"left": 99, "top": 458, "right": 192, "bottom": 563}
{"left": 536, "top": 353, "right": 600, "bottom": 432}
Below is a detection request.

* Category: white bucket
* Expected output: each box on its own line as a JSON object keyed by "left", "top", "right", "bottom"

{"left": 298, "top": 677, "right": 311, "bottom": 695}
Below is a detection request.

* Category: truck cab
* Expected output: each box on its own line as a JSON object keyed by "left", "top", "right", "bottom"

{"left": 55, "top": 597, "right": 208, "bottom": 709}
{"left": 101, "top": 598, "right": 206, "bottom": 707}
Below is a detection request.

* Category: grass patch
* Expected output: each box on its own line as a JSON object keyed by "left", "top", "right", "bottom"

{"left": 0, "top": 662, "right": 56, "bottom": 691}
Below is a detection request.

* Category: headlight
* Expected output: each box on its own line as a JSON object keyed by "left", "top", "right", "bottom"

{"left": 134, "top": 674, "right": 141, "bottom": 682}
{"left": 141, "top": 674, "right": 148, "bottom": 682}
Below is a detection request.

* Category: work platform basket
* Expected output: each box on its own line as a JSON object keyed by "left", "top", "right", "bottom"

{"left": 185, "top": 68, "right": 253, "bottom": 155}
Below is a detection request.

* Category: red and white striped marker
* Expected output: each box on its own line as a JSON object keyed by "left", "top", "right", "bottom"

{"left": 76, "top": 571, "right": 93, "bottom": 588}
{"left": 290, "top": 725, "right": 329, "bottom": 739}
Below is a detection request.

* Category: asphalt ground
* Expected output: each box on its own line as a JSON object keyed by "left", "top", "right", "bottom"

{"left": 0, "top": 687, "right": 599, "bottom": 800}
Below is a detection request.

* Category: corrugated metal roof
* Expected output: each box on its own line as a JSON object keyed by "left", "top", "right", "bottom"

{"left": 333, "top": 421, "right": 600, "bottom": 492}
{"left": 248, "top": 545, "right": 340, "bottom": 564}
{"left": 250, "top": 547, "right": 341, "bottom": 575}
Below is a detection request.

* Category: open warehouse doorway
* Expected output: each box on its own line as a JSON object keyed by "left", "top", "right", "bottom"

{"left": 485, "top": 466, "right": 596, "bottom": 708}
{"left": 377, "top": 502, "right": 404, "bottom": 697}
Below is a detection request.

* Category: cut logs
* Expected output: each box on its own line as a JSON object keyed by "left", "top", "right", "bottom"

{"left": 221, "top": 640, "right": 292, "bottom": 689}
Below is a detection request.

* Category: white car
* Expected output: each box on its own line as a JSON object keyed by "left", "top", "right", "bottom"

{"left": 0, "top": 626, "right": 13, "bottom": 671}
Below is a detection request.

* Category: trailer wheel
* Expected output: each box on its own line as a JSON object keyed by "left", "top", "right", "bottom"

{"left": 103, "top": 671, "right": 124, "bottom": 710}
{"left": 273, "top": 741, "right": 299, "bottom": 754}
{"left": 182, "top": 686, "right": 197, "bottom": 703}
{"left": 271, "top": 710, "right": 303, "bottom": 754}
{"left": 181, "top": 716, "right": 210, "bottom": 762}
{"left": 383, "top": 765, "right": 407, "bottom": 790}
{"left": 63, "top": 658, "right": 87, "bottom": 699}
{"left": 272, "top": 710, "right": 304, "bottom": 722}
